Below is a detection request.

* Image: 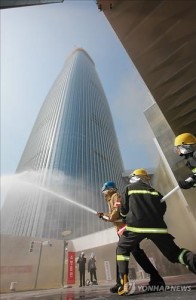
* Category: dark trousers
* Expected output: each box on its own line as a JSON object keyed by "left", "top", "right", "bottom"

{"left": 117, "top": 231, "right": 183, "bottom": 275}
{"left": 79, "top": 269, "right": 85, "bottom": 286}
{"left": 115, "top": 245, "right": 161, "bottom": 283}
{"left": 90, "top": 269, "right": 97, "bottom": 282}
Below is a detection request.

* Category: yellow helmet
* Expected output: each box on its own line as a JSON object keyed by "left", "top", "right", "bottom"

{"left": 129, "top": 168, "right": 150, "bottom": 178}
{"left": 174, "top": 133, "right": 196, "bottom": 146}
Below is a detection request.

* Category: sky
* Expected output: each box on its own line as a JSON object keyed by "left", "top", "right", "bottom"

{"left": 1, "top": 0, "right": 159, "bottom": 177}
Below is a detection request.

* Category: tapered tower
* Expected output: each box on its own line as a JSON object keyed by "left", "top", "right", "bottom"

{"left": 2, "top": 49, "right": 125, "bottom": 239}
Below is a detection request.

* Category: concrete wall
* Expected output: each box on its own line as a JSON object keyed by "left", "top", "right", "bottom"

{"left": 153, "top": 158, "right": 196, "bottom": 252}
{"left": 0, "top": 235, "right": 64, "bottom": 293}
{"left": 1, "top": 215, "right": 195, "bottom": 294}
{"left": 144, "top": 103, "right": 196, "bottom": 251}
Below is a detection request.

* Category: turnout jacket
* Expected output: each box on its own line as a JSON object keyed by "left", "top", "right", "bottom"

{"left": 184, "top": 150, "right": 196, "bottom": 188}
{"left": 103, "top": 191, "right": 125, "bottom": 232}
{"left": 120, "top": 181, "right": 167, "bottom": 233}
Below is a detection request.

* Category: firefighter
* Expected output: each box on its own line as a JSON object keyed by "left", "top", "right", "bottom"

{"left": 116, "top": 169, "right": 196, "bottom": 295}
{"left": 174, "top": 133, "right": 196, "bottom": 189}
{"left": 97, "top": 181, "right": 165, "bottom": 294}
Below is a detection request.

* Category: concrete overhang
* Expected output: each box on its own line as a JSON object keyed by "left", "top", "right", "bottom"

{"left": 97, "top": 0, "right": 196, "bottom": 135}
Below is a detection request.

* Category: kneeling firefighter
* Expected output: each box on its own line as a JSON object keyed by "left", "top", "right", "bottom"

{"left": 174, "top": 133, "right": 196, "bottom": 189}
{"left": 97, "top": 181, "right": 165, "bottom": 294}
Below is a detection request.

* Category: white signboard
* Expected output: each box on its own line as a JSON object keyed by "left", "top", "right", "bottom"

{"left": 104, "top": 261, "right": 112, "bottom": 281}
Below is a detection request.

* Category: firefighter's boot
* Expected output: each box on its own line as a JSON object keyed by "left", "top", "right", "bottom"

{"left": 132, "top": 247, "right": 165, "bottom": 289}
{"left": 148, "top": 274, "right": 165, "bottom": 290}
{"left": 118, "top": 274, "right": 129, "bottom": 295}
{"left": 178, "top": 249, "right": 196, "bottom": 274}
{"left": 110, "top": 283, "right": 121, "bottom": 293}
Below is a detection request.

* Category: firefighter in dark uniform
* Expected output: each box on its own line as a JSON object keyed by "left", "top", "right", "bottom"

{"left": 116, "top": 169, "right": 196, "bottom": 295}
{"left": 174, "top": 133, "right": 196, "bottom": 189}
{"left": 97, "top": 181, "right": 165, "bottom": 294}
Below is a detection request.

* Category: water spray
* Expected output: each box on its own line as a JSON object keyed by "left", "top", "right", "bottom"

{"left": 16, "top": 177, "right": 97, "bottom": 215}
{"left": 37, "top": 185, "right": 97, "bottom": 214}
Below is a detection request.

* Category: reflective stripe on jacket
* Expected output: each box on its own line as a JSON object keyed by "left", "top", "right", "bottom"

{"left": 120, "top": 181, "right": 167, "bottom": 231}
{"left": 186, "top": 151, "right": 196, "bottom": 187}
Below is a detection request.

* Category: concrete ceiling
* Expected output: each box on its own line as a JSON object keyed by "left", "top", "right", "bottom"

{"left": 97, "top": 0, "right": 196, "bottom": 135}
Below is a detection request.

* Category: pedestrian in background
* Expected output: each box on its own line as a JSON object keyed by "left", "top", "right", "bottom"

{"left": 88, "top": 253, "right": 98, "bottom": 285}
{"left": 77, "top": 252, "right": 86, "bottom": 287}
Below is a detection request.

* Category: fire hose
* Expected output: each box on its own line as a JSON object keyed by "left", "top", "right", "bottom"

{"left": 160, "top": 185, "right": 180, "bottom": 203}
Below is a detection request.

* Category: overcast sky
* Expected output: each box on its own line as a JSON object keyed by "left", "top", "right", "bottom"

{"left": 1, "top": 0, "right": 159, "bottom": 176}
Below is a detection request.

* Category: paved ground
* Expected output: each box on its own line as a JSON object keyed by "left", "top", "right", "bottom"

{"left": 1, "top": 274, "right": 196, "bottom": 300}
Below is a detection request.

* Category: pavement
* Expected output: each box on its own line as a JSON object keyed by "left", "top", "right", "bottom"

{"left": 1, "top": 274, "right": 196, "bottom": 300}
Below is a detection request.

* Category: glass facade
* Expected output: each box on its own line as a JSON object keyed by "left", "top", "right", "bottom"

{"left": 2, "top": 49, "right": 125, "bottom": 239}
{"left": 0, "top": 0, "right": 63, "bottom": 9}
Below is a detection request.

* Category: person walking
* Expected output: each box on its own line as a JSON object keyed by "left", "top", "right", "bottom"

{"left": 88, "top": 253, "right": 98, "bottom": 285}
{"left": 97, "top": 181, "right": 165, "bottom": 293}
{"left": 77, "top": 252, "right": 86, "bottom": 287}
{"left": 174, "top": 133, "right": 196, "bottom": 189}
{"left": 116, "top": 169, "right": 196, "bottom": 295}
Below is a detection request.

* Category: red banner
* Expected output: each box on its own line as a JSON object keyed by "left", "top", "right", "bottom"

{"left": 67, "top": 251, "right": 75, "bottom": 284}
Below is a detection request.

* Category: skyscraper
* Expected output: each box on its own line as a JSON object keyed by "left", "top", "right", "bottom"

{"left": 0, "top": 0, "right": 64, "bottom": 9}
{"left": 2, "top": 48, "right": 125, "bottom": 239}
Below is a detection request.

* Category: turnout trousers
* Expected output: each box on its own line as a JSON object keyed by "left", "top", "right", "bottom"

{"left": 117, "top": 231, "right": 196, "bottom": 275}
{"left": 115, "top": 244, "right": 162, "bottom": 284}
{"left": 115, "top": 234, "right": 163, "bottom": 284}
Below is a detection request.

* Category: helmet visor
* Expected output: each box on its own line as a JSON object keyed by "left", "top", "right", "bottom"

{"left": 101, "top": 185, "right": 107, "bottom": 192}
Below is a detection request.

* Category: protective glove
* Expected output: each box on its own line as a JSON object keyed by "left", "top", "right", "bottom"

{"left": 97, "top": 212, "right": 104, "bottom": 219}
{"left": 178, "top": 180, "right": 194, "bottom": 189}
{"left": 121, "top": 216, "right": 126, "bottom": 224}
{"left": 97, "top": 212, "right": 109, "bottom": 221}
